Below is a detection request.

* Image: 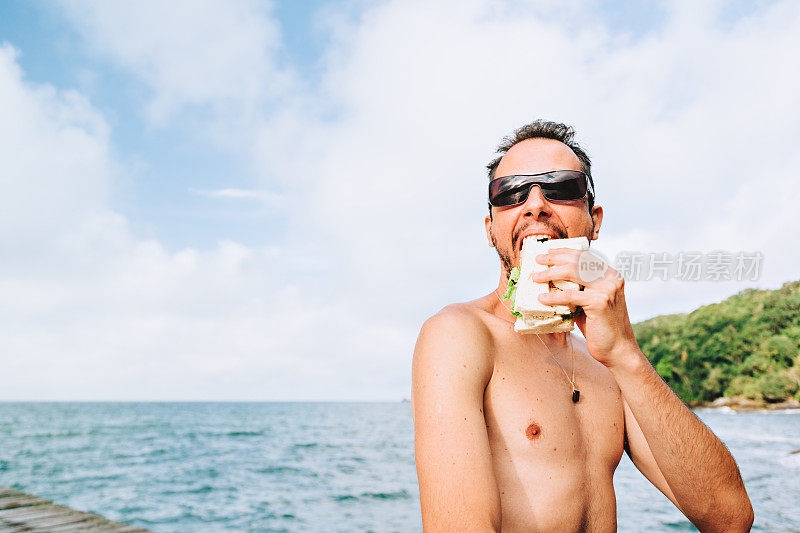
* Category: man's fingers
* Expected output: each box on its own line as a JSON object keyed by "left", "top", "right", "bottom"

{"left": 531, "top": 265, "right": 580, "bottom": 285}
{"left": 535, "top": 250, "right": 578, "bottom": 266}
{"left": 531, "top": 263, "right": 605, "bottom": 289}
{"left": 538, "top": 289, "right": 592, "bottom": 307}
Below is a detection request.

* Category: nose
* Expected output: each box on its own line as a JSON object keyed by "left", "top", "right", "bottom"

{"left": 521, "top": 184, "right": 552, "bottom": 219}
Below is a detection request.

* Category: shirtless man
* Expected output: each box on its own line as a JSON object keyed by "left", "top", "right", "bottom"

{"left": 411, "top": 120, "right": 754, "bottom": 532}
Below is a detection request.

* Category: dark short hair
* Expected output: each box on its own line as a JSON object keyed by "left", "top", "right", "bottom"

{"left": 486, "top": 120, "right": 594, "bottom": 219}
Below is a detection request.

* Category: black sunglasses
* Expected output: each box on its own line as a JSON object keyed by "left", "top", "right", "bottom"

{"left": 488, "top": 170, "right": 594, "bottom": 208}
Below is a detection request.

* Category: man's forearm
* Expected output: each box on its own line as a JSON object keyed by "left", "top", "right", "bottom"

{"left": 608, "top": 346, "right": 753, "bottom": 531}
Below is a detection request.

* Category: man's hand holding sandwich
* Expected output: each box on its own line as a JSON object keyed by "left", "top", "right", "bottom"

{"left": 532, "top": 247, "right": 638, "bottom": 369}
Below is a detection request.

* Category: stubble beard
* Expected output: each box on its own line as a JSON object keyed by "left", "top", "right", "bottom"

{"left": 490, "top": 231, "right": 514, "bottom": 281}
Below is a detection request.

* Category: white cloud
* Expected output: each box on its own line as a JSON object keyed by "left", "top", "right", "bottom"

{"left": 190, "top": 187, "right": 285, "bottom": 208}
{"left": 3, "top": 0, "right": 800, "bottom": 399}
{"left": 0, "top": 45, "right": 112, "bottom": 249}
{"left": 59, "top": 0, "right": 292, "bottom": 128}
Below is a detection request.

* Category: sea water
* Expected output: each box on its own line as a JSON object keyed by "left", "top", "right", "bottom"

{"left": 0, "top": 402, "right": 797, "bottom": 532}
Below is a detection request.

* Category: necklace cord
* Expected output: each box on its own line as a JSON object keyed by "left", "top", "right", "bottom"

{"left": 493, "top": 288, "right": 577, "bottom": 393}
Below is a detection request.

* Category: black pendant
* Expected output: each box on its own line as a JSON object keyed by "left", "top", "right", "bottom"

{"left": 572, "top": 390, "right": 580, "bottom": 403}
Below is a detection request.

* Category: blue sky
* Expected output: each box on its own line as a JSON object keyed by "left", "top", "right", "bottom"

{"left": 2, "top": 0, "right": 278, "bottom": 249}
{"left": 0, "top": 0, "right": 796, "bottom": 400}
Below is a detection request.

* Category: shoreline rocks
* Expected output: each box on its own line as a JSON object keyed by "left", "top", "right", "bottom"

{"left": 692, "top": 396, "right": 800, "bottom": 411}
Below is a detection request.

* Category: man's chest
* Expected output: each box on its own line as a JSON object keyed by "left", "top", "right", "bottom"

{"left": 483, "top": 347, "right": 626, "bottom": 470}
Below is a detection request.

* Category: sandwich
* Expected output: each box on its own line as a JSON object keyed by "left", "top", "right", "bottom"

{"left": 501, "top": 235, "right": 590, "bottom": 334}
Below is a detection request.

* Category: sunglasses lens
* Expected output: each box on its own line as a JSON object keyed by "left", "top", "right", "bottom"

{"left": 491, "top": 187, "right": 528, "bottom": 207}
{"left": 489, "top": 171, "right": 588, "bottom": 206}
{"left": 489, "top": 175, "right": 529, "bottom": 206}
{"left": 541, "top": 174, "right": 586, "bottom": 201}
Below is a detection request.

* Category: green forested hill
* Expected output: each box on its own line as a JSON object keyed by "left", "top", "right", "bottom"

{"left": 633, "top": 280, "right": 800, "bottom": 405}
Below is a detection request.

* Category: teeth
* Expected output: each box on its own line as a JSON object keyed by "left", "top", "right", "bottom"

{"left": 523, "top": 234, "right": 551, "bottom": 243}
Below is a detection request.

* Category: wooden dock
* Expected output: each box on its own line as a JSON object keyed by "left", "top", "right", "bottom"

{"left": 0, "top": 487, "right": 150, "bottom": 532}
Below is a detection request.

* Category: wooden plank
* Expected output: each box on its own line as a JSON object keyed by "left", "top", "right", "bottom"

{"left": 0, "top": 504, "right": 68, "bottom": 520}
{"left": 2, "top": 513, "right": 143, "bottom": 532}
{"left": 0, "top": 496, "right": 51, "bottom": 510}
{"left": 31, "top": 515, "right": 108, "bottom": 532}
{"left": 45, "top": 519, "right": 150, "bottom": 532}
{"left": 0, "top": 492, "right": 39, "bottom": 503}
{"left": 0, "top": 487, "right": 151, "bottom": 532}
{"left": 0, "top": 509, "right": 72, "bottom": 526}
{"left": 10, "top": 507, "right": 89, "bottom": 526}
{"left": 15, "top": 511, "right": 100, "bottom": 531}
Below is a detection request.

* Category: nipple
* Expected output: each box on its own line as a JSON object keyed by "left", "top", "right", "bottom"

{"left": 525, "top": 422, "right": 542, "bottom": 440}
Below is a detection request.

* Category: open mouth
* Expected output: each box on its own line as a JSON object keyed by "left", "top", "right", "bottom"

{"left": 518, "top": 233, "right": 553, "bottom": 253}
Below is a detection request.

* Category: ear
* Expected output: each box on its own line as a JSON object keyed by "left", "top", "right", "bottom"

{"left": 590, "top": 205, "right": 603, "bottom": 241}
{"left": 485, "top": 214, "right": 494, "bottom": 246}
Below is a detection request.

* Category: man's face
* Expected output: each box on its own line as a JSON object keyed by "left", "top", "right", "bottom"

{"left": 485, "top": 138, "right": 603, "bottom": 278}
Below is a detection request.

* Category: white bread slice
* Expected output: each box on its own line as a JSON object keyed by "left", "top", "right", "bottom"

{"left": 514, "top": 315, "right": 575, "bottom": 334}
{"left": 514, "top": 237, "right": 556, "bottom": 317}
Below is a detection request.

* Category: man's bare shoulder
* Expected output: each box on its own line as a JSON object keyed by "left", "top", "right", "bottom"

{"left": 418, "top": 301, "right": 495, "bottom": 350}
{"left": 412, "top": 301, "right": 496, "bottom": 428}
{"left": 413, "top": 301, "right": 496, "bottom": 385}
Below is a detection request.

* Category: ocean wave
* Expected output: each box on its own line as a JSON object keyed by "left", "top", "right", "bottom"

{"left": 162, "top": 485, "right": 215, "bottom": 495}
{"left": 55, "top": 473, "right": 124, "bottom": 483}
{"left": 225, "top": 430, "right": 264, "bottom": 437}
{"left": 662, "top": 520, "right": 697, "bottom": 530}
{"left": 361, "top": 489, "right": 411, "bottom": 500}
{"left": 18, "top": 430, "right": 93, "bottom": 438}
{"left": 333, "top": 489, "right": 411, "bottom": 502}
{"left": 255, "top": 465, "right": 315, "bottom": 476}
